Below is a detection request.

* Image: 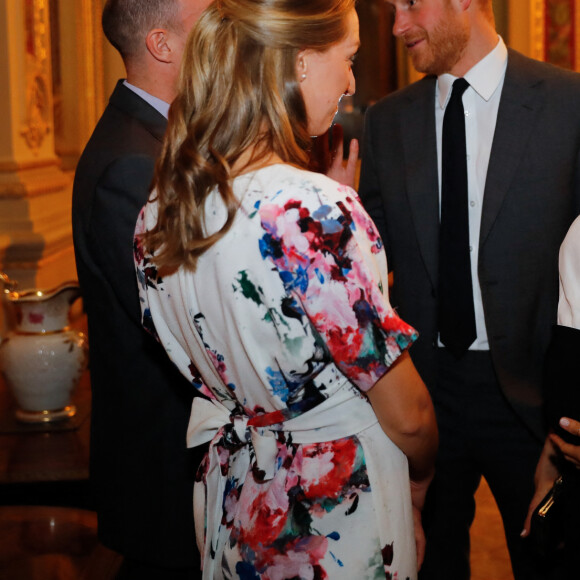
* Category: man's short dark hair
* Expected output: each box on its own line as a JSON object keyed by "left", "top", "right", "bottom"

{"left": 102, "top": 0, "right": 181, "bottom": 60}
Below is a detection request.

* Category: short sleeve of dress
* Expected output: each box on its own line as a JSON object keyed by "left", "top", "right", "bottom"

{"left": 134, "top": 201, "right": 215, "bottom": 401}
{"left": 258, "top": 176, "right": 417, "bottom": 392}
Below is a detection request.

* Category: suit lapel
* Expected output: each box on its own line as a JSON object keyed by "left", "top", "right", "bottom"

{"left": 480, "top": 51, "right": 545, "bottom": 246}
{"left": 401, "top": 77, "right": 440, "bottom": 289}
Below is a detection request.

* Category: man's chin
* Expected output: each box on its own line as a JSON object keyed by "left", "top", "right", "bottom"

{"left": 409, "top": 54, "right": 448, "bottom": 77}
{"left": 409, "top": 57, "right": 433, "bottom": 76}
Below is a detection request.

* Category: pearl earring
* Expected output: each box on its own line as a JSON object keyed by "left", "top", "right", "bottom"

{"left": 301, "top": 73, "right": 307, "bottom": 81}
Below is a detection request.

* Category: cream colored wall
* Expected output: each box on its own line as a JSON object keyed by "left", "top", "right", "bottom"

{"left": 0, "top": 0, "right": 73, "bottom": 334}
{"left": 102, "top": 36, "right": 125, "bottom": 100}
{"left": 0, "top": 0, "right": 116, "bottom": 336}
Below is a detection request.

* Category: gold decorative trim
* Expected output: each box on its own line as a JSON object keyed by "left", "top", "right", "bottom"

{"left": 530, "top": 0, "right": 546, "bottom": 62}
{"left": 15, "top": 405, "right": 77, "bottom": 424}
{"left": 13, "top": 328, "right": 71, "bottom": 336}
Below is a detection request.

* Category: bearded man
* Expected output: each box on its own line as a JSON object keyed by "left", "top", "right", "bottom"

{"left": 358, "top": 1, "right": 580, "bottom": 578}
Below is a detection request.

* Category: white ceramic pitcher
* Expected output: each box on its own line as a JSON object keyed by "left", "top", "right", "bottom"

{"left": 0, "top": 273, "right": 88, "bottom": 423}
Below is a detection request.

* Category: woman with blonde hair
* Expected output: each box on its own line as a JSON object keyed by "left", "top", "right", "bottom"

{"left": 135, "top": 1, "right": 437, "bottom": 578}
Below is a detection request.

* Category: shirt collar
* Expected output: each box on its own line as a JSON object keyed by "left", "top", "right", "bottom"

{"left": 123, "top": 80, "right": 171, "bottom": 119}
{"left": 437, "top": 36, "right": 508, "bottom": 109}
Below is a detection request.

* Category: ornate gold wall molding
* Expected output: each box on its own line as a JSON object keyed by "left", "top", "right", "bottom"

{"left": 0, "top": 158, "right": 56, "bottom": 173}
{"left": 0, "top": 0, "right": 110, "bottom": 306}
{"left": 0, "top": 164, "right": 70, "bottom": 199}
{"left": 0, "top": 0, "right": 78, "bottom": 333}
{"left": 21, "top": 0, "right": 52, "bottom": 154}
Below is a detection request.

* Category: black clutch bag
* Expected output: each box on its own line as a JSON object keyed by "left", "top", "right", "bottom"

{"left": 529, "top": 471, "right": 580, "bottom": 558}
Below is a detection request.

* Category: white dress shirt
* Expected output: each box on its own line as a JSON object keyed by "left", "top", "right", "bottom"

{"left": 436, "top": 37, "right": 508, "bottom": 350}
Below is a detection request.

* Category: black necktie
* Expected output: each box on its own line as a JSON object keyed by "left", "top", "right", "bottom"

{"left": 438, "top": 78, "right": 476, "bottom": 357}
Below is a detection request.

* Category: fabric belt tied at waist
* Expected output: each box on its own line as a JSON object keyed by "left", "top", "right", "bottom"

{"left": 186, "top": 380, "right": 379, "bottom": 579}
{"left": 188, "top": 398, "right": 280, "bottom": 480}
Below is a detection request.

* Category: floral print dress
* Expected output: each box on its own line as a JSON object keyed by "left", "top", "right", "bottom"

{"left": 135, "top": 164, "right": 419, "bottom": 580}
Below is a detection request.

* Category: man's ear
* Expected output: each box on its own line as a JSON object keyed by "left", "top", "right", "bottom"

{"left": 145, "top": 28, "right": 173, "bottom": 63}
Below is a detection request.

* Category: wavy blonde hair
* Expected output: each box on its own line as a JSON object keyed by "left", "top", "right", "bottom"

{"left": 142, "top": 0, "right": 356, "bottom": 273}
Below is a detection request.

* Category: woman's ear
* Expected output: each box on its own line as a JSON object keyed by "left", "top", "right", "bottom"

{"left": 296, "top": 50, "right": 308, "bottom": 82}
{"left": 145, "top": 28, "right": 173, "bottom": 63}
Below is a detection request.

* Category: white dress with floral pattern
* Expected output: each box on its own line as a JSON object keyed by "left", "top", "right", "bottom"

{"left": 135, "top": 164, "right": 419, "bottom": 580}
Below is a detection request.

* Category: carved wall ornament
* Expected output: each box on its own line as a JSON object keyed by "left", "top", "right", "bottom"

{"left": 21, "top": 74, "right": 51, "bottom": 152}
{"left": 21, "top": 0, "right": 52, "bottom": 153}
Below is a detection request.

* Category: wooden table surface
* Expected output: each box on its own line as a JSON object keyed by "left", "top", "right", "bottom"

{"left": 0, "top": 371, "right": 91, "bottom": 485}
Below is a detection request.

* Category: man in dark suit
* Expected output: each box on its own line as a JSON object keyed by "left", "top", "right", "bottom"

{"left": 358, "top": 1, "right": 580, "bottom": 579}
{"left": 72, "top": 1, "right": 211, "bottom": 578}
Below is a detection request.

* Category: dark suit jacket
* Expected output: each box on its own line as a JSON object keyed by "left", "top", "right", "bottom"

{"left": 543, "top": 325, "right": 580, "bottom": 442}
{"left": 359, "top": 50, "right": 580, "bottom": 440}
{"left": 72, "top": 80, "right": 202, "bottom": 567}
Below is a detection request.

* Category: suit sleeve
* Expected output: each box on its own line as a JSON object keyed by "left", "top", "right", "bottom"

{"left": 86, "top": 154, "right": 156, "bottom": 326}
{"left": 357, "top": 107, "right": 392, "bottom": 270}
{"left": 543, "top": 325, "right": 580, "bottom": 443}
{"left": 544, "top": 216, "right": 580, "bottom": 442}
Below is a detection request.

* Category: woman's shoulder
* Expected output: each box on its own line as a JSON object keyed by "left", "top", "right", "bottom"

{"left": 249, "top": 163, "right": 357, "bottom": 209}
{"left": 248, "top": 163, "right": 383, "bottom": 255}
